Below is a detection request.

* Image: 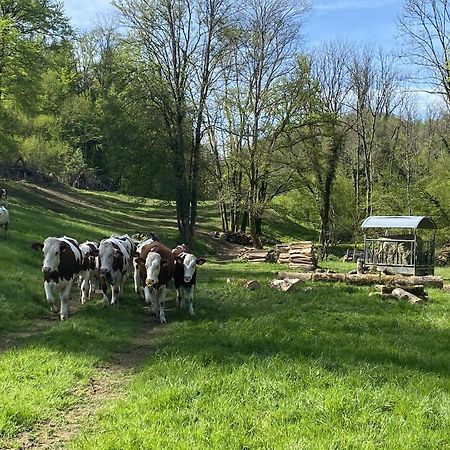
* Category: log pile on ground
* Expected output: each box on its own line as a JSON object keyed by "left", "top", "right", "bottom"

{"left": 238, "top": 248, "right": 275, "bottom": 263}
{"left": 209, "top": 231, "right": 253, "bottom": 246}
{"left": 276, "top": 271, "right": 444, "bottom": 288}
{"left": 275, "top": 241, "right": 316, "bottom": 270}
{"left": 372, "top": 284, "right": 428, "bottom": 304}
{"left": 436, "top": 242, "right": 450, "bottom": 266}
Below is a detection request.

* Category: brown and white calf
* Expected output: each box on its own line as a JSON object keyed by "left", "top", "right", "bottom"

{"left": 79, "top": 241, "right": 99, "bottom": 304}
{"left": 133, "top": 236, "right": 158, "bottom": 297}
{"left": 172, "top": 244, "right": 206, "bottom": 317}
{"left": 31, "top": 236, "right": 82, "bottom": 320}
{"left": 134, "top": 242, "right": 174, "bottom": 324}
{"left": 95, "top": 235, "right": 132, "bottom": 305}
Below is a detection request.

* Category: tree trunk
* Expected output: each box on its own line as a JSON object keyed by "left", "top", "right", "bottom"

{"left": 250, "top": 212, "right": 263, "bottom": 249}
{"left": 240, "top": 210, "right": 248, "bottom": 233}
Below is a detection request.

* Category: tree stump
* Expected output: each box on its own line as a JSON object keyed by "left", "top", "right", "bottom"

{"left": 226, "top": 278, "right": 261, "bottom": 290}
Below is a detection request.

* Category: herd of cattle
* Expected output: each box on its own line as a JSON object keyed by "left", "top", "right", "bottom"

{"left": 31, "top": 234, "right": 206, "bottom": 323}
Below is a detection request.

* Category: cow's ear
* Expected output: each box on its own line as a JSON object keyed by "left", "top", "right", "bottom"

{"left": 31, "top": 242, "right": 43, "bottom": 251}
{"left": 135, "top": 257, "right": 145, "bottom": 265}
{"left": 197, "top": 258, "right": 206, "bottom": 265}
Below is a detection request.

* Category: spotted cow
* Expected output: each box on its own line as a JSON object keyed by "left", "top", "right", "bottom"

{"left": 31, "top": 236, "right": 81, "bottom": 320}
{"left": 79, "top": 241, "right": 99, "bottom": 304}
{"left": 95, "top": 235, "right": 132, "bottom": 305}
{"left": 172, "top": 244, "right": 206, "bottom": 316}
{"left": 134, "top": 241, "right": 174, "bottom": 324}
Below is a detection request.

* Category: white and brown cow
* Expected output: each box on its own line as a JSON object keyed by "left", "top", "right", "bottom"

{"left": 134, "top": 241, "right": 175, "bottom": 324}
{"left": 96, "top": 235, "right": 132, "bottom": 305}
{"left": 172, "top": 244, "right": 206, "bottom": 317}
{"left": 31, "top": 236, "right": 82, "bottom": 320}
{"left": 79, "top": 241, "right": 99, "bottom": 304}
{"left": 133, "top": 236, "right": 159, "bottom": 297}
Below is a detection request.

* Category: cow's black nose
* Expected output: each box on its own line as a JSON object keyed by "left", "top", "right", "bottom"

{"left": 42, "top": 267, "right": 51, "bottom": 273}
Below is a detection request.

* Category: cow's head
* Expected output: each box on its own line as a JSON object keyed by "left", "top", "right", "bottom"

{"left": 175, "top": 252, "right": 206, "bottom": 283}
{"left": 98, "top": 240, "right": 121, "bottom": 279}
{"left": 31, "top": 237, "right": 65, "bottom": 273}
{"left": 135, "top": 251, "right": 168, "bottom": 288}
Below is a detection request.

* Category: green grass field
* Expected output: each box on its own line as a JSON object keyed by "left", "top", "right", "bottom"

{"left": 2, "top": 181, "right": 450, "bottom": 449}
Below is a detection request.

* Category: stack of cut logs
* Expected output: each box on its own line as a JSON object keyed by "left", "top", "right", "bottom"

{"left": 275, "top": 241, "right": 316, "bottom": 270}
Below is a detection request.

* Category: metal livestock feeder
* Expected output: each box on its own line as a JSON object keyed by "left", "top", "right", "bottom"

{"left": 361, "top": 216, "right": 436, "bottom": 276}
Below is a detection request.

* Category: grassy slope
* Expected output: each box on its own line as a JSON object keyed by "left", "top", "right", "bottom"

{"left": 1, "top": 181, "right": 450, "bottom": 449}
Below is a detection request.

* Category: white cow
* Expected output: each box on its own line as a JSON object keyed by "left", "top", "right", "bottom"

{"left": 79, "top": 241, "right": 99, "bottom": 304}
{"left": 96, "top": 236, "right": 132, "bottom": 305}
{"left": 0, "top": 206, "right": 9, "bottom": 235}
{"left": 31, "top": 236, "right": 82, "bottom": 320}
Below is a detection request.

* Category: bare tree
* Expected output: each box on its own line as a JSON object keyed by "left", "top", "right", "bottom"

{"left": 214, "top": 0, "right": 309, "bottom": 247}
{"left": 115, "top": 0, "right": 232, "bottom": 244}
{"left": 398, "top": 0, "right": 450, "bottom": 106}
{"left": 347, "top": 46, "right": 402, "bottom": 217}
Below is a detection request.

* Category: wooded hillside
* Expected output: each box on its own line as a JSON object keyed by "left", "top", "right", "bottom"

{"left": 1, "top": 0, "right": 450, "bottom": 247}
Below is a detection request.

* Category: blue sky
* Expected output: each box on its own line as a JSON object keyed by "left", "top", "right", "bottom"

{"left": 305, "top": 0, "right": 405, "bottom": 51}
{"left": 63, "top": 0, "right": 405, "bottom": 50}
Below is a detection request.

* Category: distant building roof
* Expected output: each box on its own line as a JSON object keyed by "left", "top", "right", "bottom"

{"left": 361, "top": 216, "right": 436, "bottom": 230}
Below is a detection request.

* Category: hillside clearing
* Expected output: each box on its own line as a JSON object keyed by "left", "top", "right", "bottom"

{"left": 1, "top": 182, "right": 450, "bottom": 449}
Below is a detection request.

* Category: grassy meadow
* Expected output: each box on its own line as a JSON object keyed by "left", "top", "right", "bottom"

{"left": 1, "top": 181, "right": 450, "bottom": 449}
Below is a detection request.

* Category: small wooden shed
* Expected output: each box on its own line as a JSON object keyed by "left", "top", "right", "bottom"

{"left": 361, "top": 216, "right": 436, "bottom": 276}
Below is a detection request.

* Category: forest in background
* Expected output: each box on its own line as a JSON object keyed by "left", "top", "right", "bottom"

{"left": 1, "top": 0, "right": 450, "bottom": 248}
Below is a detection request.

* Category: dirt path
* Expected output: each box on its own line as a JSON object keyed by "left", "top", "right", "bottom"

{"left": 3, "top": 309, "right": 163, "bottom": 450}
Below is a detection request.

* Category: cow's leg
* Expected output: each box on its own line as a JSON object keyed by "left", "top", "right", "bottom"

{"left": 111, "top": 275, "right": 123, "bottom": 305}
{"left": 87, "top": 271, "right": 95, "bottom": 299}
{"left": 186, "top": 285, "right": 195, "bottom": 316}
{"left": 158, "top": 286, "right": 167, "bottom": 324}
{"left": 144, "top": 286, "right": 157, "bottom": 314}
{"left": 99, "top": 276, "right": 109, "bottom": 305}
{"left": 111, "top": 284, "right": 119, "bottom": 305}
{"left": 59, "top": 280, "right": 73, "bottom": 320}
{"left": 80, "top": 272, "right": 89, "bottom": 304}
{"left": 175, "top": 287, "right": 182, "bottom": 309}
{"left": 133, "top": 265, "right": 140, "bottom": 294}
{"left": 44, "top": 281, "right": 58, "bottom": 313}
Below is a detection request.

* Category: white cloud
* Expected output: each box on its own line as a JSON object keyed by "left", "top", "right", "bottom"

{"left": 314, "top": 0, "right": 397, "bottom": 12}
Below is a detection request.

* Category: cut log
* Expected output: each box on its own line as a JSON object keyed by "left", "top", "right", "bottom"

{"left": 269, "top": 278, "right": 304, "bottom": 292}
{"left": 390, "top": 287, "right": 425, "bottom": 304}
{"left": 377, "top": 284, "right": 425, "bottom": 297}
{"left": 277, "top": 272, "right": 443, "bottom": 288}
{"left": 226, "top": 278, "right": 261, "bottom": 290}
